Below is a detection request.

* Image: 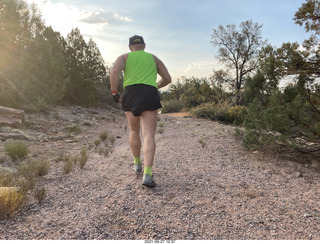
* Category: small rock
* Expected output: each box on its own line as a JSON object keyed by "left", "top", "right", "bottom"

{"left": 0, "top": 155, "right": 6, "bottom": 163}
{"left": 304, "top": 212, "right": 312, "bottom": 218}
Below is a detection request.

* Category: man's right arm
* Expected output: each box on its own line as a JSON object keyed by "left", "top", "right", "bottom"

{"left": 110, "top": 54, "right": 126, "bottom": 93}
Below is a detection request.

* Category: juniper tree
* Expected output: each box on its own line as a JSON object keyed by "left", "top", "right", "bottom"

{"left": 243, "top": 0, "right": 320, "bottom": 153}
{"left": 211, "top": 20, "right": 267, "bottom": 105}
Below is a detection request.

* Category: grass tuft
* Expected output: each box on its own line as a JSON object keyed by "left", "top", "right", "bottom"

{"left": 109, "top": 135, "right": 116, "bottom": 145}
{"left": 99, "top": 131, "right": 109, "bottom": 141}
{"left": 198, "top": 138, "right": 206, "bottom": 148}
{"left": 94, "top": 139, "right": 101, "bottom": 147}
{"left": 34, "top": 159, "right": 50, "bottom": 177}
{"left": 34, "top": 187, "right": 46, "bottom": 204}
{"left": 62, "top": 157, "right": 73, "bottom": 175}
{"left": 4, "top": 140, "right": 28, "bottom": 162}
{"left": 79, "top": 148, "right": 89, "bottom": 169}
{"left": 65, "top": 125, "right": 82, "bottom": 134}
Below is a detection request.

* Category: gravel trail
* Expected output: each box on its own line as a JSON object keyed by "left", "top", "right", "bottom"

{"left": 0, "top": 108, "right": 320, "bottom": 240}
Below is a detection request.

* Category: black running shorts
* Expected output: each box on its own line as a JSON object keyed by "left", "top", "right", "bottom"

{"left": 122, "top": 84, "right": 162, "bottom": 116}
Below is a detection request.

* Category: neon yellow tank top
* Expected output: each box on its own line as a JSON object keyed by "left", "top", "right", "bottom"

{"left": 124, "top": 50, "right": 157, "bottom": 88}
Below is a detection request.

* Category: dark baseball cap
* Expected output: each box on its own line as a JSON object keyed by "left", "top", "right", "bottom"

{"left": 129, "top": 35, "right": 145, "bottom": 45}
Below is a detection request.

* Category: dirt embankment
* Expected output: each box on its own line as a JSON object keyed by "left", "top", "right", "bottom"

{"left": 0, "top": 106, "right": 320, "bottom": 240}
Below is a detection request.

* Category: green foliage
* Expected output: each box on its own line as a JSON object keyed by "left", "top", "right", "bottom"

{"left": 64, "top": 28, "right": 108, "bottom": 106}
{"left": 4, "top": 140, "right": 28, "bottom": 162}
{"left": 161, "top": 99, "right": 184, "bottom": 113}
{"left": 243, "top": 74, "right": 320, "bottom": 151}
{"left": 244, "top": 10, "right": 320, "bottom": 153}
{"left": 180, "top": 78, "right": 216, "bottom": 109}
{"left": 294, "top": 0, "right": 320, "bottom": 35}
{"left": 227, "top": 105, "right": 248, "bottom": 125}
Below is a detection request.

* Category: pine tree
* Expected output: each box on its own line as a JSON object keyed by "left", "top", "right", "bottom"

{"left": 0, "top": 0, "right": 33, "bottom": 107}
{"left": 64, "top": 28, "right": 98, "bottom": 106}
{"left": 86, "top": 39, "right": 108, "bottom": 103}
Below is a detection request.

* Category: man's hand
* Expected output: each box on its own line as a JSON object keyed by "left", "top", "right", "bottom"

{"left": 112, "top": 93, "right": 120, "bottom": 103}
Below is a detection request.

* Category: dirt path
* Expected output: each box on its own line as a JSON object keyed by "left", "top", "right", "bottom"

{"left": 0, "top": 107, "right": 320, "bottom": 240}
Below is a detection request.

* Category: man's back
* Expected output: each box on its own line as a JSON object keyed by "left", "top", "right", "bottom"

{"left": 124, "top": 50, "right": 157, "bottom": 88}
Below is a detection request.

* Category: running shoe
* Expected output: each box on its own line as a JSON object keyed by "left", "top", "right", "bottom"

{"left": 134, "top": 163, "right": 142, "bottom": 172}
{"left": 142, "top": 174, "right": 156, "bottom": 187}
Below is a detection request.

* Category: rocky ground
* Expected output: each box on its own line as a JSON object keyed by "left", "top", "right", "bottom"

{"left": 0, "top": 105, "right": 320, "bottom": 240}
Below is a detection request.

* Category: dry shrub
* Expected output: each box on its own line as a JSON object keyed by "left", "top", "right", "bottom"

{"left": 161, "top": 99, "right": 184, "bottom": 113}
{"left": 0, "top": 188, "right": 25, "bottom": 217}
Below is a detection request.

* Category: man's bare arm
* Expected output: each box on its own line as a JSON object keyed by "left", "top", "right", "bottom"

{"left": 153, "top": 55, "right": 172, "bottom": 89}
{"left": 110, "top": 54, "right": 127, "bottom": 92}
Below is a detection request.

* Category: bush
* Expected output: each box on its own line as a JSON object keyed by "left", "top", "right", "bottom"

{"left": 22, "top": 97, "right": 52, "bottom": 114}
{"left": 190, "top": 102, "right": 216, "bottom": 119}
{"left": 4, "top": 140, "right": 28, "bottom": 161}
{"left": 161, "top": 99, "right": 184, "bottom": 113}
{"left": 228, "top": 105, "right": 248, "bottom": 125}
{"left": 190, "top": 101, "right": 231, "bottom": 123}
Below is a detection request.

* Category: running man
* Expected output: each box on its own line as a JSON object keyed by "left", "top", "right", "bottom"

{"left": 110, "top": 35, "right": 172, "bottom": 187}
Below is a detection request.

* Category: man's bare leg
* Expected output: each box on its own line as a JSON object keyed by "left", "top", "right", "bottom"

{"left": 141, "top": 110, "right": 158, "bottom": 172}
{"left": 125, "top": 111, "right": 141, "bottom": 160}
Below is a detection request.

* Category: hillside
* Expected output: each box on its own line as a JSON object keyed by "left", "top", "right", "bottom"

{"left": 0, "top": 105, "right": 320, "bottom": 240}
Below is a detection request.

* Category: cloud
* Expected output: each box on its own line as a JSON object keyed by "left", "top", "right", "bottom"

{"left": 79, "top": 10, "right": 133, "bottom": 25}
{"left": 113, "top": 12, "right": 133, "bottom": 22}
{"left": 184, "top": 60, "right": 219, "bottom": 73}
{"left": 80, "top": 11, "right": 108, "bottom": 24}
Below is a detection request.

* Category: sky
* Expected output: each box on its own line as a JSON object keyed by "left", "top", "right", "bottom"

{"left": 25, "top": 0, "right": 311, "bottom": 84}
